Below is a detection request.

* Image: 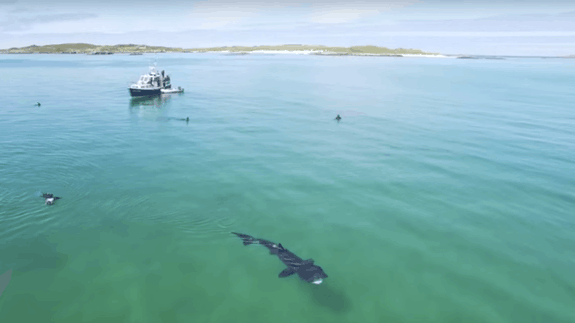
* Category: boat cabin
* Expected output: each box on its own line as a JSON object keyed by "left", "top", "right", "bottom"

{"left": 136, "top": 75, "right": 161, "bottom": 88}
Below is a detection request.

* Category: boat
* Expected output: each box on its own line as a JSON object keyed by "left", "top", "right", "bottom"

{"left": 128, "top": 64, "right": 175, "bottom": 97}
{"left": 161, "top": 86, "right": 184, "bottom": 94}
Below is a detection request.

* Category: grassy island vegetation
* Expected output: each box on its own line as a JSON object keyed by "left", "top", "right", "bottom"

{"left": 0, "top": 43, "right": 441, "bottom": 56}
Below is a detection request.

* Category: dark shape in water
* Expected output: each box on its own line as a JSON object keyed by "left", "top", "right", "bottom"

{"left": 36, "top": 102, "right": 41, "bottom": 107}
{"left": 335, "top": 114, "right": 341, "bottom": 122}
{"left": 0, "top": 269, "right": 12, "bottom": 297}
{"left": 156, "top": 116, "right": 190, "bottom": 123}
{"left": 231, "top": 232, "right": 328, "bottom": 285}
{"left": 41, "top": 192, "right": 61, "bottom": 205}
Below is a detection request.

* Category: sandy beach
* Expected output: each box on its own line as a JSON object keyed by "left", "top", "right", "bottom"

{"left": 207, "top": 50, "right": 447, "bottom": 57}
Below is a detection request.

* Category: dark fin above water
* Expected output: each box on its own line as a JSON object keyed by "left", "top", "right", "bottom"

{"left": 278, "top": 268, "right": 296, "bottom": 278}
{"left": 278, "top": 243, "right": 285, "bottom": 250}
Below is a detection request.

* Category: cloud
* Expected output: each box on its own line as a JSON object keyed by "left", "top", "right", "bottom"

{"left": 375, "top": 31, "right": 575, "bottom": 37}
{"left": 0, "top": 12, "right": 98, "bottom": 32}
{"left": 308, "top": 9, "right": 380, "bottom": 24}
{"left": 308, "top": 0, "right": 421, "bottom": 24}
{"left": 389, "top": 10, "right": 575, "bottom": 33}
{"left": 185, "top": 8, "right": 256, "bottom": 30}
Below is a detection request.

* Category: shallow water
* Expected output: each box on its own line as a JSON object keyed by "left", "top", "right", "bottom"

{"left": 1, "top": 53, "right": 574, "bottom": 322}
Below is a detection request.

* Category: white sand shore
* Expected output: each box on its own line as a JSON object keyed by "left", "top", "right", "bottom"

{"left": 201, "top": 50, "right": 447, "bottom": 57}
{"left": 248, "top": 50, "right": 322, "bottom": 55}
{"left": 402, "top": 54, "right": 449, "bottom": 58}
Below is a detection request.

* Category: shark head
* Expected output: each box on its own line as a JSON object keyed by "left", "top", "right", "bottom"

{"left": 298, "top": 259, "right": 328, "bottom": 285}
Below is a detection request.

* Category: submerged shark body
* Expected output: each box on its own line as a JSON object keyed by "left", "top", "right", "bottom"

{"left": 0, "top": 269, "right": 12, "bottom": 297}
{"left": 231, "top": 232, "right": 328, "bottom": 284}
{"left": 41, "top": 193, "right": 61, "bottom": 205}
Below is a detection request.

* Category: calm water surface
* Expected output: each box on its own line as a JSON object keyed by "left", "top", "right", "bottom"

{"left": 0, "top": 53, "right": 574, "bottom": 322}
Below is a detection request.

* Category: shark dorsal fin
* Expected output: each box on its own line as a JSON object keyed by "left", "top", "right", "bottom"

{"left": 278, "top": 243, "right": 285, "bottom": 250}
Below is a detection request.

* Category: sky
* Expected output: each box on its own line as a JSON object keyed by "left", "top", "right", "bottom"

{"left": 1, "top": 0, "right": 575, "bottom": 55}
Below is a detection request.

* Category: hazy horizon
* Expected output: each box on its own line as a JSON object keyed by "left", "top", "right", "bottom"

{"left": 1, "top": 0, "right": 575, "bottom": 56}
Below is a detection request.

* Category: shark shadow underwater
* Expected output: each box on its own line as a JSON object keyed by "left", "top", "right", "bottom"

{"left": 231, "top": 232, "right": 328, "bottom": 285}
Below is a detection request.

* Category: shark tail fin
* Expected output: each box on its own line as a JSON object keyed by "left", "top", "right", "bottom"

{"left": 231, "top": 232, "right": 257, "bottom": 246}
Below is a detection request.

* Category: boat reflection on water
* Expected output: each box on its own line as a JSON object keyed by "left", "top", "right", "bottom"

{"left": 129, "top": 95, "right": 172, "bottom": 109}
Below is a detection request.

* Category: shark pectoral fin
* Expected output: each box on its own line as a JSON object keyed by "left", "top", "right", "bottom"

{"left": 278, "top": 268, "right": 296, "bottom": 278}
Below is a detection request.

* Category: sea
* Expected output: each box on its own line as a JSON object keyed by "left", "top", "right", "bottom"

{"left": 0, "top": 53, "right": 574, "bottom": 323}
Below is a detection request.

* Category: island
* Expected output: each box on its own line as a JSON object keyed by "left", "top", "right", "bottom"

{"left": 0, "top": 43, "right": 444, "bottom": 57}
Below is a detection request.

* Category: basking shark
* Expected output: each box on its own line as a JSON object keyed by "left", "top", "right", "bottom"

{"left": 41, "top": 193, "right": 61, "bottom": 205}
{"left": 0, "top": 269, "right": 12, "bottom": 297}
{"left": 231, "top": 232, "right": 328, "bottom": 285}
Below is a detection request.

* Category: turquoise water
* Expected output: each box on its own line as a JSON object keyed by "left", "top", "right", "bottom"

{"left": 1, "top": 53, "right": 574, "bottom": 322}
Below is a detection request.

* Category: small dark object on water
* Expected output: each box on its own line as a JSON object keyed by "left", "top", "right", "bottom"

{"left": 36, "top": 102, "right": 41, "bottom": 107}
{"left": 179, "top": 117, "right": 189, "bottom": 123}
{"left": 335, "top": 114, "right": 341, "bottom": 122}
{"left": 41, "top": 192, "right": 61, "bottom": 205}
